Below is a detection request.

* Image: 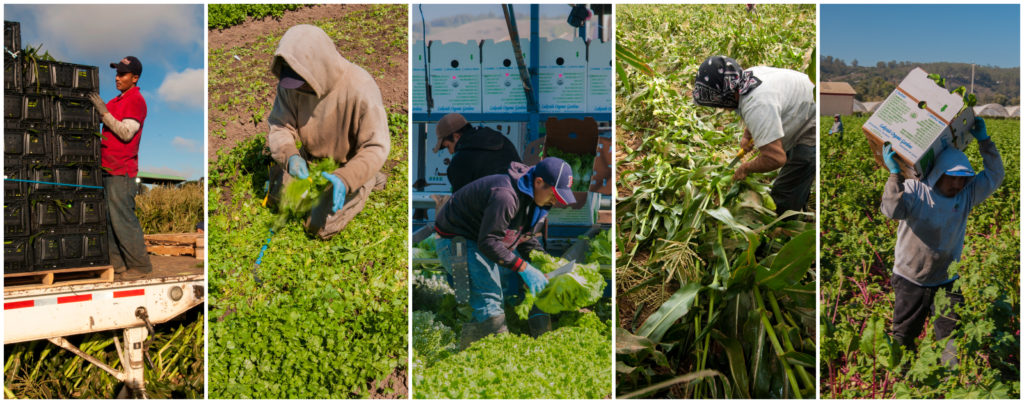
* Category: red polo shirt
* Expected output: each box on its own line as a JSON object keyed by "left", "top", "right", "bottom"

{"left": 100, "top": 86, "right": 147, "bottom": 177}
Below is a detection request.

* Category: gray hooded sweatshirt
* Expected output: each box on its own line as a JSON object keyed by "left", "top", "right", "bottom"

{"left": 880, "top": 140, "right": 1003, "bottom": 286}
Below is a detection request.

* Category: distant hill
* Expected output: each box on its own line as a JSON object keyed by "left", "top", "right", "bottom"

{"left": 821, "top": 57, "right": 1020, "bottom": 106}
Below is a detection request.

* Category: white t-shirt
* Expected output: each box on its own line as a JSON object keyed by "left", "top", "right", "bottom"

{"left": 736, "top": 66, "right": 816, "bottom": 151}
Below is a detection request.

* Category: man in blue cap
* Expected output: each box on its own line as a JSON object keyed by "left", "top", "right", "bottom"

{"left": 433, "top": 157, "right": 576, "bottom": 347}
{"left": 880, "top": 117, "right": 1003, "bottom": 366}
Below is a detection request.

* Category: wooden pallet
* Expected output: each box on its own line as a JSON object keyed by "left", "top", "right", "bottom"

{"left": 145, "top": 233, "right": 203, "bottom": 260}
{"left": 4, "top": 265, "right": 115, "bottom": 291}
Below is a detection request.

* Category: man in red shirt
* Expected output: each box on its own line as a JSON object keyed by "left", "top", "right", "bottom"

{"left": 88, "top": 56, "right": 152, "bottom": 279}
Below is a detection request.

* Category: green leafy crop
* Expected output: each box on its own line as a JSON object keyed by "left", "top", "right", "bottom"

{"left": 516, "top": 250, "right": 606, "bottom": 318}
{"left": 413, "top": 326, "right": 611, "bottom": 399}
{"left": 280, "top": 158, "right": 339, "bottom": 220}
{"left": 544, "top": 146, "right": 595, "bottom": 192}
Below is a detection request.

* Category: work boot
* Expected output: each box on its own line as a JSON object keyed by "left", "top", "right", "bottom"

{"left": 120, "top": 268, "right": 152, "bottom": 281}
{"left": 460, "top": 314, "right": 508, "bottom": 350}
{"left": 527, "top": 310, "right": 551, "bottom": 338}
{"left": 940, "top": 337, "right": 959, "bottom": 368}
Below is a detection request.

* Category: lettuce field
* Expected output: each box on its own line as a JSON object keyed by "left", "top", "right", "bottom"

{"left": 615, "top": 4, "right": 817, "bottom": 399}
{"left": 820, "top": 115, "right": 1020, "bottom": 398}
{"left": 411, "top": 233, "right": 613, "bottom": 399}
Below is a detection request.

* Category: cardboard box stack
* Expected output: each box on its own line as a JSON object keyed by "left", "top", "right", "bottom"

{"left": 862, "top": 67, "right": 976, "bottom": 179}
{"left": 4, "top": 20, "right": 109, "bottom": 274}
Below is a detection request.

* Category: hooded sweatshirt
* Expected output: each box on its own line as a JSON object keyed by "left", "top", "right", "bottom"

{"left": 880, "top": 140, "right": 1003, "bottom": 286}
{"left": 447, "top": 124, "right": 522, "bottom": 193}
{"left": 267, "top": 25, "right": 390, "bottom": 192}
{"left": 435, "top": 162, "right": 546, "bottom": 272}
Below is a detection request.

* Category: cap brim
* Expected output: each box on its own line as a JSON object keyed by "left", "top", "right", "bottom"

{"left": 110, "top": 63, "right": 131, "bottom": 74}
{"left": 553, "top": 188, "right": 576, "bottom": 206}
{"left": 944, "top": 170, "right": 975, "bottom": 177}
{"left": 279, "top": 76, "right": 306, "bottom": 89}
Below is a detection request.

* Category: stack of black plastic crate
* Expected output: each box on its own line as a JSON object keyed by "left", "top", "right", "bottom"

{"left": 5, "top": 20, "right": 110, "bottom": 274}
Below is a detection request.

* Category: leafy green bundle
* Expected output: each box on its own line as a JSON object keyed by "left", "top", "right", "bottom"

{"left": 411, "top": 311, "right": 457, "bottom": 370}
{"left": 585, "top": 229, "right": 612, "bottom": 266}
{"left": 413, "top": 326, "right": 611, "bottom": 399}
{"left": 280, "top": 158, "right": 339, "bottom": 220}
{"left": 544, "top": 146, "right": 594, "bottom": 192}
{"left": 515, "top": 250, "right": 605, "bottom": 319}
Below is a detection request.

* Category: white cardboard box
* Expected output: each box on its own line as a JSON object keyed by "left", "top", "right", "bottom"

{"left": 481, "top": 39, "right": 530, "bottom": 113}
{"left": 538, "top": 38, "right": 587, "bottom": 113}
{"left": 547, "top": 191, "right": 599, "bottom": 226}
{"left": 586, "top": 40, "right": 612, "bottom": 113}
{"left": 412, "top": 40, "right": 428, "bottom": 114}
{"left": 428, "top": 41, "right": 482, "bottom": 114}
{"left": 862, "top": 67, "right": 975, "bottom": 179}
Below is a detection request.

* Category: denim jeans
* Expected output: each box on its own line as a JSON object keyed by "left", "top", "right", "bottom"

{"left": 436, "top": 237, "right": 523, "bottom": 322}
{"left": 104, "top": 175, "right": 152, "bottom": 273}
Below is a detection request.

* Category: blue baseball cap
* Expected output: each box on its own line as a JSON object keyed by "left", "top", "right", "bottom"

{"left": 535, "top": 157, "right": 576, "bottom": 206}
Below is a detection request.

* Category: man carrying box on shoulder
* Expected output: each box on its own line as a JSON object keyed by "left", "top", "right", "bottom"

{"left": 880, "top": 117, "right": 1003, "bottom": 366}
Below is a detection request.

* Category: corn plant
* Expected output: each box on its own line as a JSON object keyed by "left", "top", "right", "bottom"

{"left": 615, "top": 4, "right": 816, "bottom": 399}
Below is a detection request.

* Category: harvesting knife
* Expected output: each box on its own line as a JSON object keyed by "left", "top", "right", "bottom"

{"left": 727, "top": 147, "right": 748, "bottom": 168}
{"left": 545, "top": 260, "right": 576, "bottom": 279}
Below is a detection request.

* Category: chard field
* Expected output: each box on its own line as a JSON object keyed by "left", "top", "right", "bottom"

{"left": 615, "top": 4, "right": 817, "bottom": 399}
{"left": 820, "top": 115, "right": 1020, "bottom": 398}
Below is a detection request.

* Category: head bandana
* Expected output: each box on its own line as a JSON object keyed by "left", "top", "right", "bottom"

{"left": 693, "top": 56, "right": 762, "bottom": 109}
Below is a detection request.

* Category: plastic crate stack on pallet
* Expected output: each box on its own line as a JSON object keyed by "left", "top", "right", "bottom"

{"left": 4, "top": 20, "right": 109, "bottom": 274}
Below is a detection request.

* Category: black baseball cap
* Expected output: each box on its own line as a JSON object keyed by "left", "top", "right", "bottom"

{"left": 279, "top": 64, "right": 306, "bottom": 89}
{"left": 535, "top": 157, "right": 576, "bottom": 206}
{"left": 110, "top": 56, "right": 142, "bottom": 76}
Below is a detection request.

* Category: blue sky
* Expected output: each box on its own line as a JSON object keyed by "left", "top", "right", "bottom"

{"left": 5, "top": 4, "right": 205, "bottom": 179}
{"left": 822, "top": 4, "right": 1020, "bottom": 68}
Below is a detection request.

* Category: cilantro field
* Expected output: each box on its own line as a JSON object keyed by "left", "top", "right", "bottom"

{"left": 820, "top": 115, "right": 1020, "bottom": 398}
{"left": 615, "top": 4, "right": 817, "bottom": 399}
{"left": 205, "top": 6, "right": 409, "bottom": 398}
{"left": 411, "top": 233, "right": 613, "bottom": 399}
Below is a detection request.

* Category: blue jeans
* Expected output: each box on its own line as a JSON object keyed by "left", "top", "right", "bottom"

{"left": 436, "top": 237, "right": 523, "bottom": 322}
{"left": 104, "top": 175, "right": 152, "bottom": 273}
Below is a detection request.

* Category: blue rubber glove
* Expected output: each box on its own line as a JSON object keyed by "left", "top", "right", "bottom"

{"left": 970, "top": 117, "right": 989, "bottom": 141}
{"left": 882, "top": 143, "right": 900, "bottom": 174}
{"left": 287, "top": 155, "right": 309, "bottom": 179}
{"left": 320, "top": 172, "right": 347, "bottom": 212}
{"left": 519, "top": 263, "right": 548, "bottom": 295}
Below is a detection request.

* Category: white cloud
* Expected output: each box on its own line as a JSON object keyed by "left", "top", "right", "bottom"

{"left": 171, "top": 136, "right": 200, "bottom": 153}
{"left": 22, "top": 5, "right": 201, "bottom": 61}
{"left": 157, "top": 68, "right": 204, "bottom": 108}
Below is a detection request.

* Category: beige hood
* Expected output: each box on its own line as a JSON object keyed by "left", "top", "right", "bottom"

{"left": 267, "top": 24, "right": 390, "bottom": 192}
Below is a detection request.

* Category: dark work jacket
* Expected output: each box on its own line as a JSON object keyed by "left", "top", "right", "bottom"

{"left": 435, "top": 162, "right": 546, "bottom": 272}
{"left": 447, "top": 125, "right": 522, "bottom": 193}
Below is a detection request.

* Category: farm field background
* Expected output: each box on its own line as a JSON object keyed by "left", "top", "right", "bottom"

{"left": 615, "top": 4, "right": 817, "bottom": 399}
{"left": 205, "top": 5, "right": 409, "bottom": 398}
{"left": 820, "top": 115, "right": 1020, "bottom": 398}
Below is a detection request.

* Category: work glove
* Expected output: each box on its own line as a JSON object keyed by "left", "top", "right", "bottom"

{"left": 970, "top": 117, "right": 989, "bottom": 141}
{"left": 287, "top": 154, "right": 309, "bottom": 179}
{"left": 882, "top": 143, "right": 900, "bottom": 174}
{"left": 320, "top": 172, "right": 347, "bottom": 212}
{"left": 87, "top": 92, "right": 109, "bottom": 117}
{"left": 519, "top": 263, "right": 548, "bottom": 295}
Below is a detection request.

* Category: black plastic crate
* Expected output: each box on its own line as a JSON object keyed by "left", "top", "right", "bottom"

{"left": 29, "top": 194, "right": 104, "bottom": 230}
{"left": 4, "top": 127, "right": 48, "bottom": 160}
{"left": 52, "top": 129, "right": 101, "bottom": 164}
{"left": 4, "top": 165, "right": 27, "bottom": 198}
{"left": 4, "top": 237, "right": 32, "bottom": 273}
{"left": 22, "top": 60, "right": 99, "bottom": 97}
{"left": 4, "top": 54, "right": 21, "bottom": 92}
{"left": 54, "top": 166, "right": 103, "bottom": 192}
{"left": 4, "top": 93, "right": 51, "bottom": 126}
{"left": 4, "top": 197, "right": 29, "bottom": 237}
{"left": 53, "top": 96, "right": 98, "bottom": 130}
{"left": 31, "top": 227, "right": 109, "bottom": 270}
{"left": 4, "top": 21, "right": 20, "bottom": 55}
{"left": 52, "top": 63, "right": 99, "bottom": 94}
